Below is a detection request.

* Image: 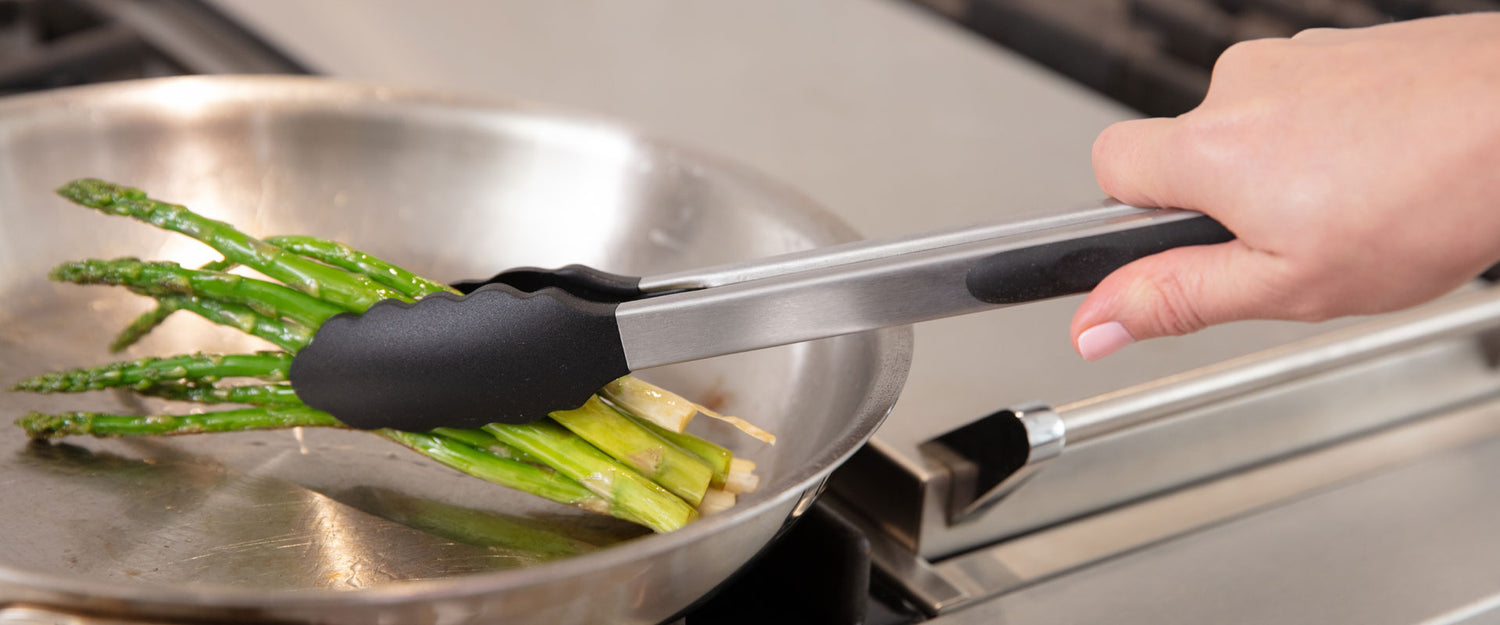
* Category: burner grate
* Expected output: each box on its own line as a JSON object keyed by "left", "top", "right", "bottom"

{"left": 0, "top": 0, "right": 163, "bottom": 94}
{"left": 915, "top": 0, "right": 1500, "bottom": 116}
{"left": 0, "top": 0, "right": 305, "bottom": 96}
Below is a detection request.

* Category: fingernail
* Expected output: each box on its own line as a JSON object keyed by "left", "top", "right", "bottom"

{"left": 1077, "top": 321, "right": 1135, "bottom": 361}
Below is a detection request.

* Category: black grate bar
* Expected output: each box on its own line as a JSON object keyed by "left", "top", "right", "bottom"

{"left": 0, "top": 22, "right": 149, "bottom": 90}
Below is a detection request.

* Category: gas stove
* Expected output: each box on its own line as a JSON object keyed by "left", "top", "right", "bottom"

{"left": 13, "top": 1, "right": 1500, "bottom": 623}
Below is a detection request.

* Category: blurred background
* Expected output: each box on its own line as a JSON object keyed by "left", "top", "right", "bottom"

{"left": 5, "top": 0, "right": 1498, "bottom": 109}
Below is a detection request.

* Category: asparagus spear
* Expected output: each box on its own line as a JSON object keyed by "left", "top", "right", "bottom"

{"left": 13, "top": 352, "right": 291, "bottom": 393}
{"left": 134, "top": 382, "right": 302, "bottom": 405}
{"left": 697, "top": 489, "right": 736, "bottom": 516}
{"left": 341, "top": 486, "right": 601, "bottom": 562}
{"left": 53, "top": 259, "right": 345, "bottom": 330}
{"left": 622, "top": 411, "right": 734, "bottom": 488}
{"left": 432, "top": 426, "right": 546, "bottom": 466}
{"left": 115, "top": 236, "right": 451, "bottom": 353}
{"left": 550, "top": 397, "right": 713, "bottom": 506}
{"left": 15, "top": 407, "right": 615, "bottom": 517}
{"left": 162, "top": 295, "right": 313, "bottom": 352}
{"left": 111, "top": 296, "right": 182, "bottom": 353}
{"left": 600, "top": 376, "right": 697, "bottom": 432}
{"left": 482, "top": 420, "right": 699, "bottom": 533}
{"left": 379, "top": 430, "right": 609, "bottom": 515}
{"left": 110, "top": 258, "right": 234, "bottom": 353}
{"left": 432, "top": 426, "right": 709, "bottom": 520}
{"left": 266, "top": 235, "right": 457, "bottom": 299}
{"left": 56, "top": 179, "right": 405, "bottom": 310}
{"left": 112, "top": 233, "right": 451, "bottom": 352}
{"left": 16, "top": 405, "right": 340, "bottom": 438}
{"left": 724, "top": 458, "right": 761, "bottom": 494}
{"left": 602, "top": 376, "right": 776, "bottom": 445}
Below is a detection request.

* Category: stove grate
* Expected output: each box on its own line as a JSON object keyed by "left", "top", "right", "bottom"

{"left": 914, "top": 0, "right": 1500, "bottom": 116}
{"left": 0, "top": 0, "right": 305, "bottom": 96}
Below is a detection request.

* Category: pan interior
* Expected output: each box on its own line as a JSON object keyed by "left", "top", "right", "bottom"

{"left": 0, "top": 78, "right": 896, "bottom": 593}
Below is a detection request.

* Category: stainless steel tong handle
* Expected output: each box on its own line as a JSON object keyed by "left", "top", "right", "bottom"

{"left": 641, "top": 199, "right": 1148, "bottom": 292}
{"left": 618, "top": 202, "right": 1233, "bottom": 369}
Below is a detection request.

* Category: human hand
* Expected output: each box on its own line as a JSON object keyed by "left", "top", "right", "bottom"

{"left": 1074, "top": 13, "right": 1500, "bottom": 361}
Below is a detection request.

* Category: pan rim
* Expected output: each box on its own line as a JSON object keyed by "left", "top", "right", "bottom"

{"left": 0, "top": 75, "right": 914, "bottom": 610}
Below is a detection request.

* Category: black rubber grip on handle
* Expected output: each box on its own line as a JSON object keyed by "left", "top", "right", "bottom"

{"left": 965, "top": 214, "right": 1235, "bottom": 305}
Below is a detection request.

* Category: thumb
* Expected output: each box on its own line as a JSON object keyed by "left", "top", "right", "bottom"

{"left": 1070, "top": 240, "right": 1284, "bottom": 360}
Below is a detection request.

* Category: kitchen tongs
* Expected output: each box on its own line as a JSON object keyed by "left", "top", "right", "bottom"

{"left": 289, "top": 202, "right": 1232, "bottom": 430}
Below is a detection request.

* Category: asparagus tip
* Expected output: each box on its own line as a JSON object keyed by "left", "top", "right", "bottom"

{"left": 12, "top": 374, "right": 60, "bottom": 393}
{"left": 55, "top": 178, "right": 141, "bottom": 210}
{"left": 48, "top": 258, "right": 140, "bottom": 284}
{"left": 15, "top": 412, "right": 89, "bottom": 439}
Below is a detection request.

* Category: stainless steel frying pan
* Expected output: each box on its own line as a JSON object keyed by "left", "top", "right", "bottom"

{"left": 0, "top": 76, "right": 911, "bottom": 624}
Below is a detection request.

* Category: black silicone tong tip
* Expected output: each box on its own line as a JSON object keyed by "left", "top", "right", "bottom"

{"left": 289, "top": 284, "right": 631, "bottom": 430}
{"left": 450, "top": 263, "right": 644, "bottom": 303}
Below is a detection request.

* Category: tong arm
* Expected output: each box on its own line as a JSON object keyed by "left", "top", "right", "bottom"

{"left": 639, "top": 200, "right": 1151, "bottom": 293}
{"left": 617, "top": 206, "right": 1232, "bottom": 369}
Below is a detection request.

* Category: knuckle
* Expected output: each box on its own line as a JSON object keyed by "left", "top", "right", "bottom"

{"left": 1205, "top": 38, "right": 1289, "bottom": 100}
{"left": 1213, "top": 39, "right": 1270, "bottom": 74}
{"left": 1291, "top": 27, "right": 1337, "bottom": 41}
